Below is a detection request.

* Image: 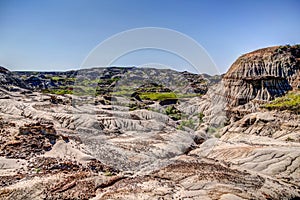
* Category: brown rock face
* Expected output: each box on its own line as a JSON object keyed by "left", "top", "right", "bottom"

{"left": 0, "top": 122, "right": 68, "bottom": 159}
{"left": 224, "top": 45, "right": 300, "bottom": 106}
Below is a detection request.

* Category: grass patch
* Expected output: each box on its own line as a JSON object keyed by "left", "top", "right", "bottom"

{"left": 52, "top": 89, "right": 73, "bottom": 95}
{"left": 42, "top": 88, "right": 73, "bottom": 95}
{"left": 262, "top": 91, "right": 300, "bottom": 112}
{"left": 139, "top": 92, "right": 177, "bottom": 101}
{"left": 43, "top": 86, "right": 96, "bottom": 96}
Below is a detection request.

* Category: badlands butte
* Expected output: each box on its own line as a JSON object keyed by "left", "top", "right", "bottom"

{"left": 0, "top": 44, "right": 299, "bottom": 200}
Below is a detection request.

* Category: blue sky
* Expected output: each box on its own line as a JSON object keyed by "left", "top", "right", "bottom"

{"left": 0, "top": 0, "right": 299, "bottom": 74}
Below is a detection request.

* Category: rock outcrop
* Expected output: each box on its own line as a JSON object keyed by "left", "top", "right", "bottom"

{"left": 192, "top": 45, "right": 300, "bottom": 128}
{"left": 0, "top": 66, "right": 28, "bottom": 90}
{"left": 223, "top": 45, "right": 300, "bottom": 106}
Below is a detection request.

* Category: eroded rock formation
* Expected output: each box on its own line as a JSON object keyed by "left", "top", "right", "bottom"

{"left": 0, "top": 45, "right": 300, "bottom": 199}
{"left": 224, "top": 45, "right": 300, "bottom": 106}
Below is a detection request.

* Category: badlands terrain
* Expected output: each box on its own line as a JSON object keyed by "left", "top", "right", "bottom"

{"left": 0, "top": 45, "right": 299, "bottom": 199}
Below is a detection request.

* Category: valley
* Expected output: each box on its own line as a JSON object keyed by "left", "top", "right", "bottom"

{"left": 0, "top": 45, "right": 299, "bottom": 200}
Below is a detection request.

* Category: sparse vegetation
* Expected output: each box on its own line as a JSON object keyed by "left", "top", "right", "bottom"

{"left": 165, "top": 105, "right": 181, "bottom": 120}
{"left": 198, "top": 112, "right": 204, "bottom": 123}
{"left": 43, "top": 85, "right": 96, "bottom": 96}
{"left": 206, "top": 126, "right": 221, "bottom": 138}
{"left": 178, "top": 119, "right": 197, "bottom": 130}
{"left": 262, "top": 91, "right": 300, "bottom": 112}
{"left": 104, "top": 170, "right": 113, "bottom": 176}
{"left": 51, "top": 76, "right": 76, "bottom": 83}
{"left": 35, "top": 168, "right": 41, "bottom": 174}
{"left": 207, "top": 126, "right": 217, "bottom": 134}
{"left": 146, "top": 107, "right": 161, "bottom": 113}
{"left": 286, "top": 137, "right": 295, "bottom": 142}
{"left": 214, "top": 133, "right": 221, "bottom": 138}
{"left": 43, "top": 88, "right": 73, "bottom": 95}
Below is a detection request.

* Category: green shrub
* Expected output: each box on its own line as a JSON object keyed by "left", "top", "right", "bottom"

{"left": 286, "top": 137, "right": 295, "bottom": 142}
{"left": 214, "top": 133, "right": 221, "bottom": 138}
{"left": 262, "top": 92, "right": 300, "bottom": 112}
{"left": 104, "top": 170, "right": 113, "bottom": 176}
{"left": 165, "top": 105, "right": 181, "bottom": 120}
{"left": 198, "top": 112, "right": 204, "bottom": 123}
{"left": 165, "top": 105, "right": 175, "bottom": 115}
{"left": 178, "top": 119, "right": 196, "bottom": 130}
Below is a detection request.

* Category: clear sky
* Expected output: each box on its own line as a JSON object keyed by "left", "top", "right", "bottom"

{"left": 0, "top": 0, "right": 299, "bottom": 74}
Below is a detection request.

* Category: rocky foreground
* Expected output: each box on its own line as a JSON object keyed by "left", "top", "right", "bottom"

{"left": 0, "top": 45, "right": 299, "bottom": 199}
